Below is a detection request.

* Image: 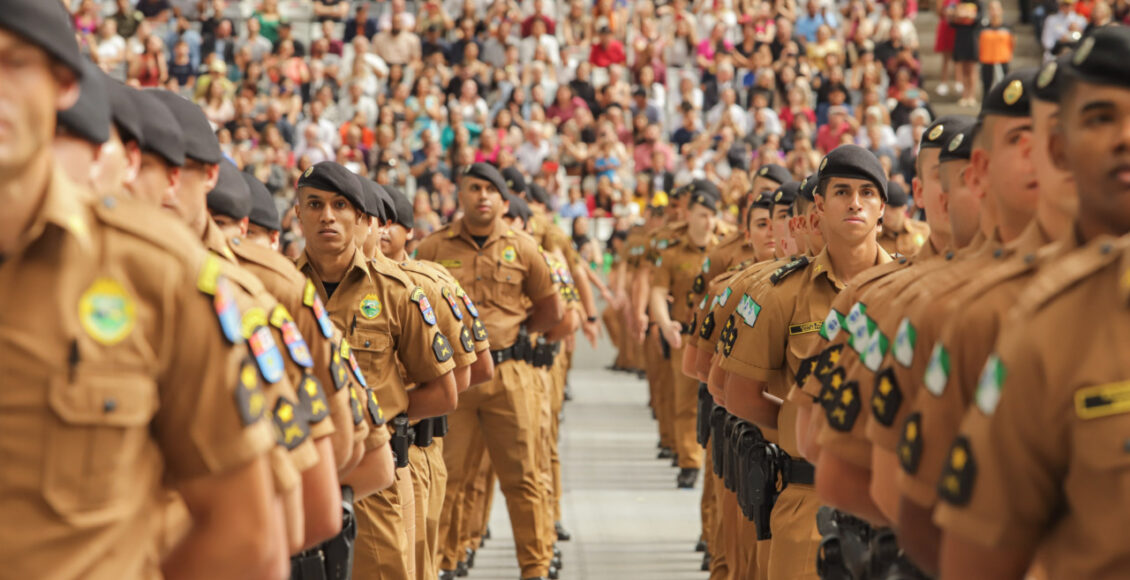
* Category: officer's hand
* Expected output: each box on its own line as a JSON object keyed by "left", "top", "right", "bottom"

{"left": 582, "top": 318, "right": 600, "bottom": 347}
{"left": 634, "top": 312, "right": 650, "bottom": 342}
{"left": 660, "top": 321, "right": 682, "bottom": 350}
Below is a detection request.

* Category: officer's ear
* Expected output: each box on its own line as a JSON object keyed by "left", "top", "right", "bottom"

{"left": 123, "top": 141, "right": 142, "bottom": 186}
{"left": 238, "top": 217, "right": 249, "bottom": 237}
{"left": 1048, "top": 114, "right": 1069, "bottom": 172}
{"left": 967, "top": 148, "right": 990, "bottom": 201}
{"left": 52, "top": 62, "right": 80, "bottom": 112}
{"left": 203, "top": 163, "right": 221, "bottom": 190}
{"left": 269, "top": 230, "right": 281, "bottom": 251}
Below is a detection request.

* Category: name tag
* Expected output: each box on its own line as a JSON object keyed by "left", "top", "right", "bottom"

{"left": 789, "top": 321, "right": 823, "bottom": 335}
{"left": 439, "top": 259, "right": 462, "bottom": 269}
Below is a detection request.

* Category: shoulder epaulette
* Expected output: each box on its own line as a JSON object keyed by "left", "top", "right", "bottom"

{"left": 229, "top": 237, "right": 305, "bottom": 283}
{"left": 770, "top": 256, "right": 811, "bottom": 286}
{"left": 92, "top": 195, "right": 202, "bottom": 262}
{"left": 397, "top": 258, "right": 440, "bottom": 281}
{"left": 369, "top": 258, "right": 413, "bottom": 288}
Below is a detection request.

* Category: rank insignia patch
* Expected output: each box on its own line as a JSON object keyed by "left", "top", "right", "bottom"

{"left": 303, "top": 278, "right": 334, "bottom": 338}
{"left": 938, "top": 436, "right": 977, "bottom": 505}
{"left": 699, "top": 311, "right": 716, "bottom": 340}
{"left": 692, "top": 275, "right": 705, "bottom": 294}
{"left": 270, "top": 305, "right": 313, "bottom": 369}
{"left": 898, "top": 412, "right": 924, "bottom": 474}
{"left": 242, "top": 308, "right": 285, "bottom": 384}
{"left": 719, "top": 315, "right": 738, "bottom": 356}
{"left": 79, "top": 277, "right": 136, "bottom": 346}
{"left": 826, "top": 379, "right": 862, "bottom": 432}
{"left": 329, "top": 342, "right": 349, "bottom": 391}
{"left": 460, "top": 326, "right": 475, "bottom": 353}
{"left": 410, "top": 287, "right": 437, "bottom": 326}
{"left": 819, "top": 367, "right": 847, "bottom": 412}
{"left": 815, "top": 344, "right": 845, "bottom": 380}
{"left": 297, "top": 373, "right": 329, "bottom": 423}
{"left": 341, "top": 339, "right": 368, "bottom": 387}
{"left": 871, "top": 367, "right": 903, "bottom": 426}
{"left": 273, "top": 397, "right": 309, "bottom": 450}
{"left": 234, "top": 357, "right": 266, "bottom": 426}
{"left": 367, "top": 389, "right": 385, "bottom": 426}
{"left": 442, "top": 287, "right": 464, "bottom": 320}
{"left": 472, "top": 318, "right": 488, "bottom": 341}
{"left": 433, "top": 332, "right": 453, "bottom": 362}
{"left": 359, "top": 294, "right": 382, "bottom": 319}
{"left": 794, "top": 354, "right": 821, "bottom": 388}
{"left": 349, "top": 386, "right": 364, "bottom": 425}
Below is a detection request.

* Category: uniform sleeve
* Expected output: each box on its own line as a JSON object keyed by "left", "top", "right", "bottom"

{"left": 283, "top": 289, "right": 340, "bottom": 443}
{"left": 424, "top": 277, "right": 477, "bottom": 368}
{"left": 395, "top": 285, "right": 458, "bottom": 384}
{"left": 522, "top": 241, "right": 558, "bottom": 302}
{"left": 649, "top": 250, "right": 674, "bottom": 290}
{"left": 718, "top": 284, "right": 787, "bottom": 383}
{"left": 933, "top": 331, "right": 1069, "bottom": 551}
{"left": 155, "top": 274, "right": 275, "bottom": 483}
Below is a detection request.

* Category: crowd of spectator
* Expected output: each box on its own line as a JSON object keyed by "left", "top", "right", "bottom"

{"left": 68, "top": 0, "right": 1128, "bottom": 259}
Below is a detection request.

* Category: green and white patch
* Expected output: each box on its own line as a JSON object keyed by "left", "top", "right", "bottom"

{"left": 717, "top": 287, "right": 733, "bottom": 307}
{"left": 702, "top": 258, "right": 711, "bottom": 273}
{"left": 736, "top": 294, "right": 761, "bottom": 327}
{"left": 820, "top": 309, "right": 845, "bottom": 341}
{"left": 925, "top": 344, "right": 951, "bottom": 397}
{"left": 975, "top": 355, "right": 1006, "bottom": 415}
{"left": 893, "top": 318, "right": 916, "bottom": 368}
{"left": 861, "top": 327, "right": 889, "bottom": 372}
{"left": 699, "top": 295, "right": 709, "bottom": 310}
{"left": 845, "top": 303, "right": 869, "bottom": 351}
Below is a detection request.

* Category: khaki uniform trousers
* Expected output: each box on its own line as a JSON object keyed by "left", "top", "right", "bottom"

{"left": 645, "top": 331, "right": 675, "bottom": 449}
{"left": 353, "top": 465, "right": 416, "bottom": 579}
{"left": 438, "top": 425, "right": 489, "bottom": 571}
{"left": 438, "top": 360, "right": 553, "bottom": 578}
{"left": 669, "top": 345, "right": 704, "bottom": 469}
{"left": 766, "top": 483, "right": 821, "bottom": 580}
{"left": 408, "top": 439, "right": 447, "bottom": 580}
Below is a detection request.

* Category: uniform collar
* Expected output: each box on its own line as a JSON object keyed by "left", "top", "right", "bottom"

{"left": 810, "top": 243, "right": 893, "bottom": 290}
{"left": 202, "top": 216, "right": 238, "bottom": 263}
{"left": 12, "top": 165, "right": 95, "bottom": 257}
{"left": 680, "top": 229, "right": 716, "bottom": 251}
{"left": 296, "top": 245, "right": 374, "bottom": 287}
{"left": 1003, "top": 219, "right": 1053, "bottom": 258}
{"left": 449, "top": 217, "right": 512, "bottom": 248}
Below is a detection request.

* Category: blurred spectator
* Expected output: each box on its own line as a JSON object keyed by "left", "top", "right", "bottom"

{"left": 1042, "top": 0, "right": 1088, "bottom": 55}
{"left": 112, "top": 0, "right": 145, "bottom": 39}
{"left": 979, "top": 1, "right": 1015, "bottom": 99}
{"left": 590, "top": 25, "right": 626, "bottom": 67}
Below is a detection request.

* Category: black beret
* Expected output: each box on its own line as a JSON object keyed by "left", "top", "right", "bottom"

{"left": 886, "top": 181, "right": 909, "bottom": 207}
{"left": 298, "top": 161, "right": 366, "bottom": 211}
{"left": 58, "top": 59, "right": 110, "bottom": 145}
{"left": 501, "top": 166, "right": 527, "bottom": 196}
{"left": 1066, "top": 26, "right": 1130, "bottom": 92}
{"left": 939, "top": 120, "right": 978, "bottom": 162}
{"left": 1034, "top": 53, "right": 1071, "bottom": 103}
{"left": 527, "top": 183, "right": 550, "bottom": 207}
{"left": 0, "top": 0, "right": 84, "bottom": 77}
{"left": 244, "top": 172, "right": 281, "bottom": 231}
{"left": 754, "top": 163, "right": 792, "bottom": 186}
{"left": 727, "top": 147, "right": 751, "bottom": 172}
{"left": 817, "top": 145, "right": 888, "bottom": 200}
{"left": 799, "top": 173, "right": 819, "bottom": 202}
{"left": 357, "top": 179, "right": 385, "bottom": 220}
{"left": 919, "top": 115, "right": 975, "bottom": 150}
{"left": 690, "top": 178, "right": 722, "bottom": 201}
{"left": 132, "top": 90, "right": 185, "bottom": 167}
{"left": 146, "top": 89, "right": 223, "bottom": 164}
{"left": 105, "top": 79, "right": 143, "bottom": 145}
{"left": 505, "top": 193, "right": 533, "bottom": 222}
{"left": 459, "top": 163, "right": 510, "bottom": 197}
{"left": 980, "top": 68, "right": 1037, "bottom": 119}
{"left": 749, "top": 191, "right": 775, "bottom": 211}
{"left": 384, "top": 184, "right": 415, "bottom": 230}
{"left": 207, "top": 159, "right": 252, "bottom": 219}
{"left": 772, "top": 181, "right": 800, "bottom": 206}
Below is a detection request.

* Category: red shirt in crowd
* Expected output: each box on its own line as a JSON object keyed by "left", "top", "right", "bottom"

{"left": 590, "top": 40, "right": 626, "bottom": 67}
{"left": 816, "top": 120, "right": 855, "bottom": 153}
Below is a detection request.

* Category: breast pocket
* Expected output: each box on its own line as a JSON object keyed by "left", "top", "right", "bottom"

{"left": 492, "top": 264, "right": 526, "bottom": 303}
{"left": 350, "top": 328, "right": 393, "bottom": 385}
{"left": 45, "top": 370, "right": 158, "bottom": 523}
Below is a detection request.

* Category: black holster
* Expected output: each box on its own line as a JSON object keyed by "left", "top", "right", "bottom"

{"left": 532, "top": 339, "right": 559, "bottom": 368}
{"left": 414, "top": 418, "right": 434, "bottom": 448}
{"left": 433, "top": 415, "right": 449, "bottom": 438}
{"left": 816, "top": 506, "right": 873, "bottom": 580}
{"left": 391, "top": 415, "right": 412, "bottom": 468}
{"left": 696, "top": 383, "right": 713, "bottom": 449}
{"left": 292, "top": 486, "right": 356, "bottom": 580}
{"left": 740, "top": 423, "right": 777, "bottom": 540}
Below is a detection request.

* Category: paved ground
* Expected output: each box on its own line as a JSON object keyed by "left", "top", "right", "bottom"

{"left": 458, "top": 334, "right": 709, "bottom": 580}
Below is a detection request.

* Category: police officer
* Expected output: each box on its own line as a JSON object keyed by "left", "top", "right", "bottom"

{"left": 51, "top": 59, "right": 109, "bottom": 187}
{"left": 720, "top": 145, "right": 892, "bottom": 579}
{"left": 243, "top": 170, "right": 284, "bottom": 250}
{"left": 876, "top": 181, "right": 931, "bottom": 258}
{"left": 414, "top": 163, "right": 563, "bottom": 580}
{"left": 935, "top": 26, "right": 1130, "bottom": 579}
{"left": 0, "top": 2, "right": 286, "bottom": 577}
{"left": 294, "top": 161, "right": 459, "bottom": 580}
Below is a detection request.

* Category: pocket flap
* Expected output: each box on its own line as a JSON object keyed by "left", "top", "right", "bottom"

{"left": 49, "top": 371, "right": 157, "bottom": 427}
{"left": 351, "top": 329, "right": 392, "bottom": 353}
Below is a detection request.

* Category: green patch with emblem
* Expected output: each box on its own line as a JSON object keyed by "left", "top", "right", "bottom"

{"left": 938, "top": 436, "right": 977, "bottom": 505}
{"left": 78, "top": 277, "right": 137, "bottom": 346}
{"left": 870, "top": 367, "right": 903, "bottom": 426}
{"left": 860, "top": 326, "right": 889, "bottom": 371}
{"left": 717, "top": 287, "right": 733, "bottom": 307}
{"left": 898, "top": 412, "right": 924, "bottom": 474}
{"left": 1075, "top": 381, "right": 1130, "bottom": 420}
{"left": 975, "top": 354, "right": 1006, "bottom": 415}
{"left": 736, "top": 294, "right": 761, "bottom": 327}
{"left": 432, "top": 332, "right": 454, "bottom": 362}
{"left": 925, "top": 343, "right": 950, "bottom": 396}
{"left": 819, "top": 309, "right": 844, "bottom": 341}
{"left": 893, "top": 318, "right": 916, "bottom": 367}
{"left": 502, "top": 245, "right": 517, "bottom": 262}
{"left": 359, "top": 293, "right": 382, "bottom": 319}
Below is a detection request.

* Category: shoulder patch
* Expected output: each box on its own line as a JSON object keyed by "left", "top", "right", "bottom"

{"left": 699, "top": 311, "right": 717, "bottom": 340}
{"left": 938, "top": 436, "right": 977, "bottom": 505}
{"left": 818, "top": 367, "right": 847, "bottom": 412}
{"left": 974, "top": 354, "right": 1006, "bottom": 415}
{"left": 432, "top": 332, "right": 454, "bottom": 362}
{"left": 410, "top": 287, "right": 438, "bottom": 326}
{"left": 870, "top": 367, "right": 903, "bottom": 427}
{"left": 692, "top": 274, "right": 705, "bottom": 294}
{"left": 472, "top": 318, "right": 489, "bottom": 342}
{"left": 826, "top": 379, "right": 862, "bottom": 432}
{"left": 242, "top": 308, "right": 285, "bottom": 384}
{"left": 1075, "top": 381, "right": 1130, "bottom": 420}
{"left": 898, "top": 412, "right": 924, "bottom": 474}
{"left": 719, "top": 315, "right": 739, "bottom": 356}
{"left": 297, "top": 372, "right": 330, "bottom": 423}
{"left": 770, "top": 256, "right": 810, "bottom": 285}
{"left": 460, "top": 326, "right": 475, "bottom": 353}
{"left": 340, "top": 339, "right": 368, "bottom": 387}
{"left": 456, "top": 286, "right": 480, "bottom": 318}
{"left": 303, "top": 278, "right": 334, "bottom": 338}
{"left": 272, "top": 396, "right": 310, "bottom": 450}
{"left": 925, "top": 344, "right": 951, "bottom": 396}
{"left": 794, "top": 353, "right": 821, "bottom": 388}
{"left": 270, "top": 304, "right": 313, "bottom": 369}
{"left": 349, "top": 385, "right": 364, "bottom": 425}
{"left": 736, "top": 294, "right": 761, "bottom": 327}
{"left": 367, "top": 388, "right": 385, "bottom": 426}
{"left": 328, "top": 339, "right": 350, "bottom": 392}
{"left": 442, "top": 287, "right": 464, "bottom": 320}
{"left": 234, "top": 357, "right": 267, "bottom": 426}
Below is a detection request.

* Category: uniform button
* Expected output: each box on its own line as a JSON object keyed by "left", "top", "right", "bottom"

{"left": 1024, "top": 254, "right": 1036, "bottom": 265}
{"left": 365, "top": 340, "right": 371, "bottom": 347}
{"left": 945, "top": 251, "right": 955, "bottom": 260}
{"left": 993, "top": 248, "right": 1003, "bottom": 258}
{"left": 231, "top": 237, "right": 240, "bottom": 245}
{"left": 102, "top": 196, "right": 117, "bottom": 209}
{"left": 898, "top": 257, "right": 908, "bottom": 264}
{"left": 1101, "top": 243, "right": 1113, "bottom": 255}
{"left": 476, "top": 276, "right": 482, "bottom": 281}
{"left": 103, "top": 398, "right": 117, "bottom": 413}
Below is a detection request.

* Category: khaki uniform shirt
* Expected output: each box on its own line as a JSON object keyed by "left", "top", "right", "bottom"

{"left": 651, "top": 231, "right": 719, "bottom": 334}
{"left": 414, "top": 218, "right": 557, "bottom": 349}
{"left": 397, "top": 258, "right": 481, "bottom": 369}
{"left": 697, "top": 258, "right": 787, "bottom": 354}
{"left": 298, "top": 249, "right": 455, "bottom": 448}
{"left": 898, "top": 222, "right": 1054, "bottom": 506}
{"left": 0, "top": 171, "right": 274, "bottom": 579}
{"left": 878, "top": 218, "right": 931, "bottom": 258}
{"left": 934, "top": 234, "right": 1130, "bottom": 579}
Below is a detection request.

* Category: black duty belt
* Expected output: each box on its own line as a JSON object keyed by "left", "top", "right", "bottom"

{"left": 784, "top": 457, "right": 815, "bottom": 485}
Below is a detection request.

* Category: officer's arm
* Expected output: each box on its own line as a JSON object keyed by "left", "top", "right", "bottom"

{"left": 299, "top": 438, "right": 344, "bottom": 549}
{"left": 649, "top": 286, "right": 678, "bottom": 337}
{"left": 570, "top": 259, "right": 602, "bottom": 318}
{"left": 164, "top": 458, "right": 290, "bottom": 580}
{"left": 706, "top": 357, "right": 727, "bottom": 405}
{"left": 816, "top": 449, "right": 889, "bottom": 526}
{"left": 453, "top": 364, "right": 472, "bottom": 393}
{"left": 870, "top": 446, "right": 903, "bottom": 523}
{"left": 342, "top": 442, "right": 396, "bottom": 498}
{"left": 406, "top": 371, "right": 458, "bottom": 420}
{"left": 545, "top": 305, "right": 582, "bottom": 342}
{"left": 722, "top": 372, "right": 780, "bottom": 428}
{"left": 526, "top": 292, "right": 565, "bottom": 334}
{"left": 896, "top": 497, "right": 942, "bottom": 574}
{"left": 631, "top": 263, "right": 652, "bottom": 337}
{"left": 939, "top": 534, "right": 1030, "bottom": 580}
{"left": 469, "top": 351, "right": 494, "bottom": 386}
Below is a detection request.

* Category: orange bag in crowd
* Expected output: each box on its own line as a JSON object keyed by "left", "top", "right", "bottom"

{"left": 979, "top": 26, "right": 1014, "bottom": 64}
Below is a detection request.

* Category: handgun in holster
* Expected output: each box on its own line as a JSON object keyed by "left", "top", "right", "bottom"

{"left": 746, "top": 431, "right": 779, "bottom": 540}
{"left": 320, "top": 486, "right": 357, "bottom": 580}
{"left": 515, "top": 326, "right": 533, "bottom": 364}
{"left": 718, "top": 411, "right": 736, "bottom": 484}
{"left": 391, "top": 415, "right": 412, "bottom": 468}
{"left": 696, "top": 383, "right": 712, "bottom": 449}
{"left": 532, "top": 338, "right": 558, "bottom": 368}
{"left": 865, "top": 527, "right": 932, "bottom": 580}
{"left": 414, "top": 417, "right": 434, "bottom": 448}
{"left": 816, "top": 506, "right": 873, "bottom": 580}
{"left": 434, "top": 415, "right": 449, "bottom": 437}
{"left": 732, "top": 421, "right": 753, "bottom": 515}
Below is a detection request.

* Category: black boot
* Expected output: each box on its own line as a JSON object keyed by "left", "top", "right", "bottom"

{"left": 702, "top": 550, "right": 712, "bottom": 571}
{"left": 555, "top": 521, "right": 572, "bottom": 542}
{"left": 657, "top": 447, "right": 674, "bottom": 459}
{"left": 695, "top": 536, "right": 707, "bottom": 552}
{"left": 677, "top": 467, "right": 700, "bottom": 489}
{"left": 552, "top": 545, "right": 563, "bottom": 569}
{"left": 466, "top": 548, "right": 476, "bottom": 569}
{"left": 455, "top": 560, "right": 469, "bottom": 577}
{"left": 440, "top": 570, "right": 456, "bottom": 580}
